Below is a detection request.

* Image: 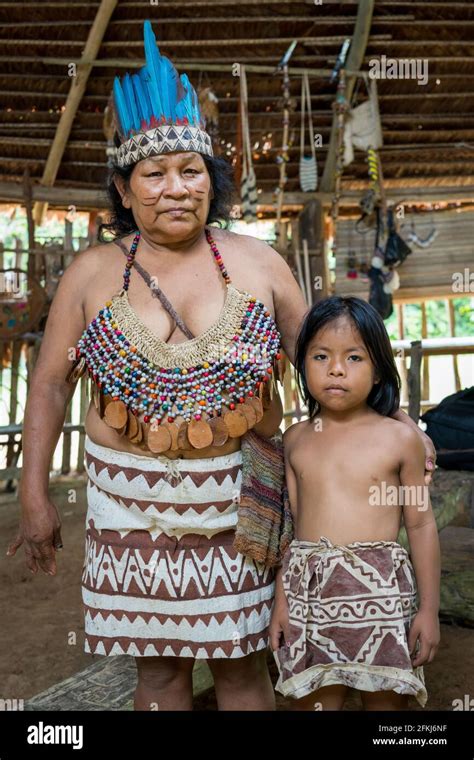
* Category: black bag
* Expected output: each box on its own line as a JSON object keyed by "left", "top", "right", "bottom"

{"left": 421, "top": 386, "right": 474, "bottom": 470}
{"left": 368, "top": 265, "right": 393, "bottom": 319}
{"left": 384, "top": 208, "right": 412, "bottom": 267}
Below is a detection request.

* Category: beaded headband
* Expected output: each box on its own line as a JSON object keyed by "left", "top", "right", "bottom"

{"left": 112, "top": 20, "right": 213, "bottom": 167}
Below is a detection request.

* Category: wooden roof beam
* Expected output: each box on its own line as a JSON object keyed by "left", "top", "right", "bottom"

{"left": 3, "top": 182, "right": 474, "bottom": 209}
{"left": 0, "top": 16, "right": 416, "bottom": 27}
{"left": 0, "top": 57, "right": 365, "bottom": 77}
{"left": 0, "top": 35, "right": 392, "bottom": 48}
{"left": 32, "top": 0, "right": 118, "bottom": 225}
{"left": 321, "top": 0, "right": 374, "bottom": 192}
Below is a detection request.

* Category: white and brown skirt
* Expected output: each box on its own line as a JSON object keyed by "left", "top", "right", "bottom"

{"left": 82, "top": 435, "right": 275, "bottom": 658}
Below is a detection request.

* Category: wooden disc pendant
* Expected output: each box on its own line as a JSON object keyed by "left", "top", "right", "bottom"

{"left": 162, "top": 421, "right": 180, "bottom": 451}
{"left": 187, "top": 418, "right": 214, "bottom": 449}
{"left": 223, "top": 409, "right": 248, "bottom": 438}
{"left": 129, "top": 417, "right": 144, "bottom": 444}
{"left": 126, "top": 410, "right": 140, "bottom": 442}
{"left": 247, "top": 396, "right": 264, "bottom": 423}
{"left": 177, "top": 421, "right": 193, "bottom": 450}
{"left": 239, "top": 402, "right": 257, "bottom": 428}
{"left": 147, "top": 425, "right": 172, "bottom": 454}
{"left": 209, "top": 416, "right": 229, "bottom": 447}
{"left": 104, "top": 399, "right": 128, "bottom": 429}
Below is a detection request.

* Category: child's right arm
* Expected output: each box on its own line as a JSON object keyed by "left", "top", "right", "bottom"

{"left": 269, "top": 428, "right": 299, "bottom": 650}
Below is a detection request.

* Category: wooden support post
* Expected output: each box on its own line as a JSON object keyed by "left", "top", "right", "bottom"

{"left": 408, "top": 340, "right": 422, "bottom": 423}
{"left": 299, "top": 199, "right": 329, "bottom": 304}
{"left": 282, "top": 356, "right": 293, "bottom": 431}
{"left": 397, "top": 302, "right": 408, "bottom": 404}
{"left": 7, "top": 341, "right": 22, "bottom": 482}
{"left": 320, "top": 0, "right": 375, "bottom": 193}
{"left": 33, "top": 0, "right": 118, "bottom": 224}
{"left": 87, "top": 210, "right": 99, "bottom": 247}
{"left": 420, "top": 301, "right": 430, "bottom": 406}
{"left": 447, "top": 299, "right": 462, "bottom": 392}
{"left": 77, "top": 376, "right": 88, "bottom": 474}
{"left": 23, "top": 168, "right": 38, "bottom": 279}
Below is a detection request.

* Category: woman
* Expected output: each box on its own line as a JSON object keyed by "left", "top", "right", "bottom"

{"left": 7, "top": 21, "right": 436, "bottom": 711}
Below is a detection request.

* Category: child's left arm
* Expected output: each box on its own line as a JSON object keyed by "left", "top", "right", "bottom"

{"left": 399, "top": 426, "right": 441, "bottom": 667}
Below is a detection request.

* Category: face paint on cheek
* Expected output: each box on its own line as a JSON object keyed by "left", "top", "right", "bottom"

{"left": 140, "top": 195, "right": 160, "bottom": 207}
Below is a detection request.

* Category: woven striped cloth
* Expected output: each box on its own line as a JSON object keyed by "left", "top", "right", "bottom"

{"left": 233, "top": 429, "right": 294, "bottom": 567}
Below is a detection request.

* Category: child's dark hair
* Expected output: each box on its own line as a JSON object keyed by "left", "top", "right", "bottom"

{"left": 295, "top": 296, "right": 400, "bottom": 419}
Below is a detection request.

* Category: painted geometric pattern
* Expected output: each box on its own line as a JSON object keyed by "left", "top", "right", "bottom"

{"left": 116, "top": 124, "right": 213, "bottom": 167}
{"left": 82, "top": 437, "right": 275, "bottom": 658}
{"left": 273, "top": 537, "right": 427, "bottom": 705}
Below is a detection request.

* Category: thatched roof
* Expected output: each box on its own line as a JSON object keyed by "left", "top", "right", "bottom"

{"left": 1, "top": 0, "right": 474, "bottom": 212}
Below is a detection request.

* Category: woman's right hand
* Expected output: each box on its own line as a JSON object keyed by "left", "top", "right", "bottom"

{"left": 269, "top": 596, "right": 290, "bottom": 651}
{"left": 6, "top": 493, "right": 63, "bottom": 576}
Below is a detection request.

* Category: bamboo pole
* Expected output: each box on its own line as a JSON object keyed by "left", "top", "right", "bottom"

{"left": 3, "top": 35, "right": 389, "bottom": 49}
{"left": 397, "top": 303, "right": 409, "bottom": 405}
{"left": 447, "top": 299, "right": 462, "bottom": 392}
{"left": 421, "top": 302, "right": 430, "bottom": 403}
{"left": 276, "top": 63, "right": 291, "bottom": 232}
{"left": 0, "top": 15, "right": 416, "bottom": 28}
{"left": 33, "top": 0, "right": 118, "bottom": 225}
{"left": 407, "top": 340, "right": 422, "bottom": 422}
{"left": 320, "top": 0, "right": 375, "bottom": 193}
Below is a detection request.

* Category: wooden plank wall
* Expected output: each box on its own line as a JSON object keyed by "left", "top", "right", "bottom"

{"left": 333, "top": 209, "right": 474, "bottom": 301}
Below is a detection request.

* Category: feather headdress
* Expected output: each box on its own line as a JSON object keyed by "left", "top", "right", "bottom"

{"left": 112, "top": 20, "right": 213, "bottom": 167}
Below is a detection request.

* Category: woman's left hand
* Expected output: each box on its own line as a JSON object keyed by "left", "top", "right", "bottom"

{"left": 392, "top": 408, "right": 436, "bottom": 485}
{"left": 420, "top": 429, "right": 437, "bottom": 486}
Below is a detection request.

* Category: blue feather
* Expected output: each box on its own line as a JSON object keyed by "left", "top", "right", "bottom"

{"left": 144, "top": 20, "right": 165, "bottom": 121}
{"left": 133, "top": 71, "right": 152, "bottom": 126}
{"left": 159, "top": 56, "right": 177, "bottom": 121}
{"left": 113, "top": 76, "right": 131, "bottom": 137}
{"left": 123, "top": 73, "right": 140, "bottom": 134}
{"left": 176, "top": 73, "right": 194, "bottom": 123}
{"left": 138, "top": 68, "right": 155, "bottom": 123}
{"left": 191, "top": 86, "right": 201, "bottom": 126}
{"left": 115, "top": 20, "right": 204, "bottom": 135}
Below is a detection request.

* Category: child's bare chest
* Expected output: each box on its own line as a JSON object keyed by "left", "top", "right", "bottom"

{"left": 290, "top": 428, "right": 400, "bottom": 491}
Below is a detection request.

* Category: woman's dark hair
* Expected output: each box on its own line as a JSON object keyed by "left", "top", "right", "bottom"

{"left": 295, "top": 295, "right": 400, "bottom": 419}
{"left": 98, "top": 148, "right": 237, "bottom": 242}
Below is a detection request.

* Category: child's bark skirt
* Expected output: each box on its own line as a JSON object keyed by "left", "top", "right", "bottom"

{"left": 273, "top": 536, "right": 427, "bottom": 706}
{"left": 82, "top": 435, "right": 275, "bottom": 658}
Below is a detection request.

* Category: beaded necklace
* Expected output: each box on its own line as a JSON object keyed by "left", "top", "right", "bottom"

{"left": 67, "top": 227, "right": 282, "bottom": 453}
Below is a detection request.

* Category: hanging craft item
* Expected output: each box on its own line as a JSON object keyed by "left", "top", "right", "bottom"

{"left": 274, "top": 63, "right": 291, "bottom": 229}
{"left": 384, "top": 207, "right": 412, "bottom": 267}
{"left": 239, "top": 64, "right": 258, "bottom": 224}
{"left": 299, "top": 71, "right": 318, "bottom": 192}
{"left": 408, "top": 211, "right": 438, "bottom": 248}
{"left": 367, "top": 205, "right": 409, "bottom": 320}
{"left": 343, "top": 74, "right": 383, "bottom": 167}
{"left": 329, "top": 69, "right": 350, "bottom": 252}
{"left": 358, "top": 147, "right": 381, "bottom": 226}
{"left": 367, "top": 210, "right": 393, "bottom": 320}
{"left": 345, "top": 225, "right": 358, "bottom": 279}
{"left": 358, "top": 235, "right": 370, "bottom": 282}
{"left": 198, "top": 80, "right": 220, "bottom": 151}
{"left": 103, "top": 93, "right": 118, "bottom": 168}
{"left": 0, "top": 268, "right": 47, "bottom": 340}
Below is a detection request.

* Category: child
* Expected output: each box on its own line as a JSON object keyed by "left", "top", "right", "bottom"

{"left": 270, "top": 296, "right": 440, "bottom": 711}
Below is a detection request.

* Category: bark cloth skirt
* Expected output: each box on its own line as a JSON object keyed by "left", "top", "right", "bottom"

{"left": 82, "top": 435, "right": 275, "bottom": 658}
{"left": 273, "top": 537, "right": 427, "bottom": 706}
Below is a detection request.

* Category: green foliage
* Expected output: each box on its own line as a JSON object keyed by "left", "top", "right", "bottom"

{"left": 385, "top": 298, "right": 474, "bottom": 340}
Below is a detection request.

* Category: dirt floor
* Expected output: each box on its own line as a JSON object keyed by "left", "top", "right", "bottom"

{"left": 1, "top": 471, "right": 473, "bottom": 711}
